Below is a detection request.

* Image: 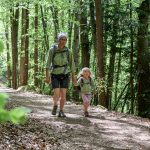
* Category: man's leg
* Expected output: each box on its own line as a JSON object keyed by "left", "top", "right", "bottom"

{"left": 58, "top": 88, "right": 67, "bottom": 117}
{"left": 52, "top": 88, "right": 60, "bottom": 115}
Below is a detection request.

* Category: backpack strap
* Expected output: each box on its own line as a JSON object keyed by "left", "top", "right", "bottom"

{"left": 52, "top": 45, "right": 57, "bottom": 65}
{"left": 80, "top": 77, "right": 84, "bottom": 87}
{"left": 80, "top": 77, "right": 92, "bottom": 87}
{"left": 62, "top": 47, "right": 69, "bottom": 74}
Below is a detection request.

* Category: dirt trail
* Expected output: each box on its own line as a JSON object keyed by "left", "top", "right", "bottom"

{"left": 0, "top": 87, "right": 150, "bottom": 150}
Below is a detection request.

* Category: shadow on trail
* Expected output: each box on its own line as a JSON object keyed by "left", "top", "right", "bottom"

{"left": 1, "top": 87, "right": 150, "bottom": 150}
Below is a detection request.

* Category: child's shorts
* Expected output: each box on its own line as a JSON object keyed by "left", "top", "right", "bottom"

{"left": 81, "top": 94, "right": 92, "bottom": 104}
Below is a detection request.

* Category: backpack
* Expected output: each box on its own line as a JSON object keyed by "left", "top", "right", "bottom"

{"left": 76, "top": 77, "right": 92, "bottom": 92}
{"left": 51, "top": 45, "right": 70, "bottom": 74}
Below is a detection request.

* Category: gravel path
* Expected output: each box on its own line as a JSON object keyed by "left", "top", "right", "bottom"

{"left": 0, "top": 87, "right": 150, "bottom": 150}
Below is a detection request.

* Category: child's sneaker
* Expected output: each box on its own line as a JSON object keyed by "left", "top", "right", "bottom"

{"left": 58, "top": 110, "right": 66, "bottom": 117}
{"left": 52, "top": 105, "right": 58, "bottom": 115}
{"left": 84, "top": 111, "right": 89, "bottom": 117}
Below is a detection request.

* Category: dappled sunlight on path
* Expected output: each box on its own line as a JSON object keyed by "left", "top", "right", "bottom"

{"left": 0, "top": 87, "right": 150, "bottom": 150}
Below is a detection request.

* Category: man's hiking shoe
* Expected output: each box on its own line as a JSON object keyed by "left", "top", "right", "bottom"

{"left": 84, "top": 111, "right": 89, "bottom": 117}
{"left": 58, "top": 110, "right": 66, "bottom": 117}
{"left": 52, "top": 105, "right": 58, "bottom": 115}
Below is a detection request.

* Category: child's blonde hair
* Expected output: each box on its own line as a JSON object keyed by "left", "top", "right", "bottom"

{"left": 77, "top": 67, "right": 94, "bottom": 79}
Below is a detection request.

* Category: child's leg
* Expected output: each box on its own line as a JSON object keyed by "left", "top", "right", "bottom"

{"left": 83, "top": 101, "right": 89, "bottom": 112}
{"left": 81, "top": 94, "right": 91, "bottom": 112}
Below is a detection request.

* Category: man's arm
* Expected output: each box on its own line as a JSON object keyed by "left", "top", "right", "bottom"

{"left": 45, "top": 48, "right": 53, "bottom": 84}
{"left": 45, "top": 68, "right": 51, "bottom": 84}
{"left": 72, "top": 73, "right": 77, "bottom": 86}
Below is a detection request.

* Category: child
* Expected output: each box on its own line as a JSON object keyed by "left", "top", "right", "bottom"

{"left": 77, "top": 67, "right": 95, "bottom": 117}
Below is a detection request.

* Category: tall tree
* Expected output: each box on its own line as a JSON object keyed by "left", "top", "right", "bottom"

{"left": 50, "top": 1, "right": 59, "bottom": 42}
{"left": 113, "top": 49, "right": 122, "bottom": 110}
{"left": 72, "top": 10, "right": 80, "bottom": 71}
{"left": 68, "top": 0, "right": 73, "bottom": 49}
{"left": 20, "top": 6, "right": 29, "bottom": 86}
{"left": 129, "top": 1, "right": 135, "bottom": 114}
{"left": 41, "top": 6, "right": 49, "bottom": 50}
{"left": 34, "top": 4, "right": 39, "bottom": 87}
{"left": 89, "top": 0, "right": 99, "bottom": 105}
{"left": 95, "top": 0, "right": 107, "bottom": 107}
{"left": 80, "top": 0, "right": 90, "bottom": 67}
{"left": 89, "top": 0, "right": 96, "bottom": 66}
{"left": 10, "top": 4, "right": 19, "bottom": 89}
{"left": 4, "top": 24, "right": 11, "bottom": 87}
{"left": 72, "top": 2, "right": 80, "bottom": 102}
{"left": 106, "top": 0, "right": 120, "bottom": 110}
{"left": 137, "top": 0, "right": 150, "bottom": 117}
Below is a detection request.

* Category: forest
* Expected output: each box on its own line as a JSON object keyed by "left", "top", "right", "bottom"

{"left": 0, "top": 0, "right": 150, "bottom": 119}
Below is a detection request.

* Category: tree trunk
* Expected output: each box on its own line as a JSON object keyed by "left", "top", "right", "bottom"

{"left": 89, "top": 0, "right": 97, "bottom": 72}
{"left": 72, "top": 5, "right": 80, "bottom": 102}
{"left": 80, "top": 0, "right": 90, "bottom": 68}
{"left": 137, "top": 0, "right": 150, "bottom": 118}
{"left": 24, "top": 8, "right": 29, "bottom": 85}
{"left": 72, "top": 12, "right": 80, "bottom": 72}
{"left": 129, "top": 1, "right": 135, "bottom": 114}
{"left": 89, "top": 0, "right": 96, "bottom": 55}
{"left": 106, "top": 48, "right": 116, "bottom": 109}
{"left": 68, "top": 0, "right": 73, "bottom": 49}
{"left": 106, "top": 0, "right": 120, "bottom": 110}
{"left": 10, "top": 5, "right": 19, "bottom": 89}
{"left": 5, "top": 25, "right": 11, "bottom": 87}
{"left": 95, "top": 0, "right": 107, "bottom": 107}
{"left": 114, "top": 49, "right": 121, "bottom": 108}
{"left": 20, "top": 7, "right": 29, "bottom": 86}
{"left": 89, "top": 0, "right": 99, "bottom": 105}
{"left": 41, "top": 45, "right": 46, "bottom": 89}
{"left": 20, "top": 8, "right": 25, "bottom": 86}
{"left": 114, "top": 82, "right": 130, "bottom": 110}
{"left": 34, "top": 4, "right": 39, "bottom": 87}
{"left": 41, "top": 6, "right": 49, "bottom": 49}
{"left": 50, "top": 1, "right": 59, "bottom": 42}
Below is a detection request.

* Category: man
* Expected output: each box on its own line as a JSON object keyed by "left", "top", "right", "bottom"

{"left": 45, "top": 32, "right": 77, "bottom": 117}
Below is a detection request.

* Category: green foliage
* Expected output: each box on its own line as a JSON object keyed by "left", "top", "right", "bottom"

{"left": 0, "top": 93, "right": 31, "bottom": 124}
{"left": 9, "top": 107, "right": 31, "bottom": 124}
{"left": 95, "top": 77, "right": 106, "bottom": 94}
{"left": 0, "top": 108, "right": 9, "bottom": 122}
{"left": 0, "top": 93, "right": 8, "bottom": 108}
{"left": 0, "top": 40, "right": 4, "bottom": 52}
{"left": 0, "top": 0, "right": 149, "bottom": 117}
